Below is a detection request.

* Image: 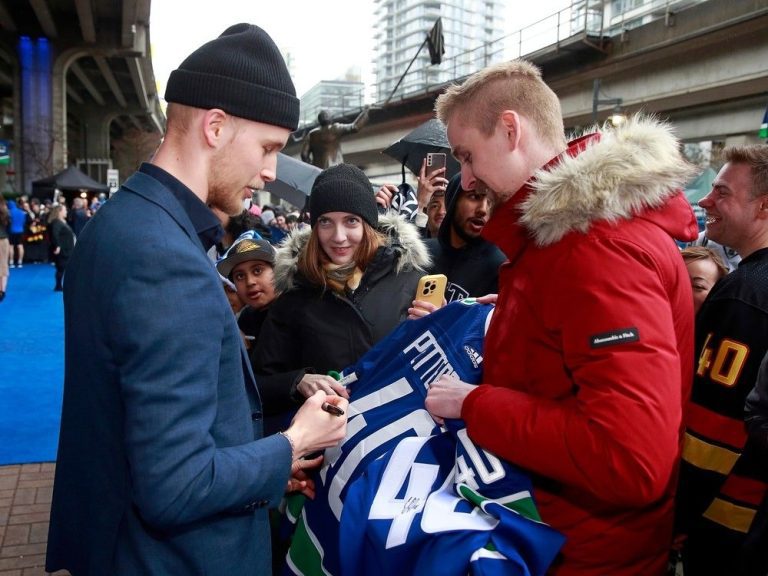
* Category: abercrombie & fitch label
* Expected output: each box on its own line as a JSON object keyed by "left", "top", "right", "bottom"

{"left": 589, "top": 327, "right": 640, "bottom": 349}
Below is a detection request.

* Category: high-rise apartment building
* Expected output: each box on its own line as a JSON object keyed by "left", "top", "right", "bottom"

{"left": 299, "top": 80, "right": 365, "bottom": 128}
{"left": 372, "top": 0, "right": 505, "bottom": 103}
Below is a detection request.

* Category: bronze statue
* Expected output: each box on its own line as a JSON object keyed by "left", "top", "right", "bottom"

{"left": 301, "top": 107, "right": 370, "bottom": 169}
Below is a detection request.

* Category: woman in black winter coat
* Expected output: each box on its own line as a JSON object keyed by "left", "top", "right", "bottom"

{"left": 253, "top": 164, "right": 430, "bottom": 417}
{"left": 48, "top": 204, "right": 76, "bottom": 291}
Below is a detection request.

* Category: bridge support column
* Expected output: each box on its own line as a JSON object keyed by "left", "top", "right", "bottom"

{"left": 75, "top": 107, "right": 113, "bottom": 182}
{"left": 18, "top": 36, "right": 53, "bottom": 193}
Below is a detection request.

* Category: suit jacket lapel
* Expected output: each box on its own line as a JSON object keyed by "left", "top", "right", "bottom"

{"left": 121, "top": 172, "right": 205, "bottom": 252}
{"left": 122, "top": 172, "right": 263, "bottom": 404}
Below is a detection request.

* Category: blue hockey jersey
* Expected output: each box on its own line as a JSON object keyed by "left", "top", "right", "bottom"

{"left": 340, "top": 424, "right": 564, "bottom": 576}
{"left": 285, "top": 301, "right": 563, "bottom": 575}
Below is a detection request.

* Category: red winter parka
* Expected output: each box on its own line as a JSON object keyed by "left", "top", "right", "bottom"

{"left": 462, "top": 118, "right": 699, "bottom": 575}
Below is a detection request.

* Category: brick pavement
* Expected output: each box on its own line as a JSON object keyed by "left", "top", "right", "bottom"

{"left": 0, "top": 464, "right": 68, "bottom": 576}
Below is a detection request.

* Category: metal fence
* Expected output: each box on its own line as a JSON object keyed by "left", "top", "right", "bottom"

{"left": 376, "top": 0, "right": 708, "bottom": 104}
{"left": 377, "top": 0, "right": 606, "bottom": 104}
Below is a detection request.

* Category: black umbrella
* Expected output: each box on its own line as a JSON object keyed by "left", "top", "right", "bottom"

{"left": 263, "top": 153, "right": 321, "bottom": 208}
{"left": 382, "top": 118, "right": 460, "bottom": 181}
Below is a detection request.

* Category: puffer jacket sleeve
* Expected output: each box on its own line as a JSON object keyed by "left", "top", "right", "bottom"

{"left": 252, "top": 291, "right": 309, "bottom": 406}
{"left": 463, "top": 236, "right": 685, "bottom": 507}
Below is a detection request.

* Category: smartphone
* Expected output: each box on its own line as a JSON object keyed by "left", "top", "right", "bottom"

{"left": 426, "top": 152, "right": 447, "bottom": 172}
{"left": 415, "top": 274, "right": 447, "bottom": 307}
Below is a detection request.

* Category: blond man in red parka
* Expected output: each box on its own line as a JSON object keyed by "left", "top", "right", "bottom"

{"left": 425, "top": 60, "right": 699, "bottom": 575}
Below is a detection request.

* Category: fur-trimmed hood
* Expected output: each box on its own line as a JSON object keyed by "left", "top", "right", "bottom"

{"left": 273, "top": 212, "right": 431, "bottom": 293}
{"left": 519, "top": 115, "right": 696, "bottom": 246}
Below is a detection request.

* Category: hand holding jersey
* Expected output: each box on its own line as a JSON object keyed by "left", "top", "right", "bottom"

{"left": 287, "top": 455, "right": 323, "bottom": 498}
{"left": 296, "top": 373, "right": 350, "bottom": 399}
{"left": 411, "top": 292, "right": 498, "bottom": 322}
{"left": 283, "top": 392, "right": 348, "bottom": 499}
{"left": 285, "top": 301, "right": 563, "bottom": 576}
{"left": 425, "top": 374, "right": 475, "bottom": 424}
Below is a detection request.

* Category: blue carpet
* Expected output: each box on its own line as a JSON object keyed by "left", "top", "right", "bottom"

{"left": 0, "top": 263, "right": 64, "bottom": 465}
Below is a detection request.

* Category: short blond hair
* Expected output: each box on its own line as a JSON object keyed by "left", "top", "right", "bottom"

{"left": 435, "top": 59, "right": 565, "bottom": 149}
{"left": 165, "top": 103, "right": 199, "bottom": 136}
{"left": 724, "top": 145, "right": 768, "bottom": 199}
{"left": 166, "top": 103, "right": 247, "bottom": 143}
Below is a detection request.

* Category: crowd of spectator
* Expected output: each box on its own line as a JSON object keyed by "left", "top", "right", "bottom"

{"left": 1, "top": 192, "right": 107, "bottom": 295}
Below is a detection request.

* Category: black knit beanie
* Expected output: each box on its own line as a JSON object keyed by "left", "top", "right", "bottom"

{"left": 310, "top": 164, "right": 378, "bottom": 228}
{"left": 165, "top": 23, "right": 299, "bottom": 131}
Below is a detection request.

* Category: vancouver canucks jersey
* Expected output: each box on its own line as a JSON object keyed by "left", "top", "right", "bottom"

{"left": 286, "top": 301, "right": 492, "bottom": 575}
{"left": 285, "top": 301, "right": 562, "bottom": 576}
{"left": 340, "top": 424, "right": 565, "bottom": 576}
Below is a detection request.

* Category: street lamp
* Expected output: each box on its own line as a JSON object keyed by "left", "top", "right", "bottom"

{"left": 592, "top": 79, "right": 626, "bottom": 126}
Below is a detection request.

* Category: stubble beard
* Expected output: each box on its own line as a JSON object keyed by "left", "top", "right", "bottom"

{"left": 208, "top": 183, "right": 243, "bottom": 217}
{"left": 208, "top": 152, "right": 245, "bottom": 217}
{"left": 453, "top": 218, "right": 482, "bottom": 245}
{"left": 704, "top": 219, "right": 725, "bottom": 246}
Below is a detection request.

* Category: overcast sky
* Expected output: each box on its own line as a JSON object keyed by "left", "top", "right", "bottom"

{"left": 150, "top": 0, "right": 570, "bottom": 102}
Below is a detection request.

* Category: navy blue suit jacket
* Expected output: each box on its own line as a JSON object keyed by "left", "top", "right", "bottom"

{"left": 46, "top": 171, "right": 292, "bottom": 575}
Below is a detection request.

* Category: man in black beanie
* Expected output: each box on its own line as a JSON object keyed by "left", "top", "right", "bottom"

{"left": 47, "top": 24, "right": 348, "bottom": 576}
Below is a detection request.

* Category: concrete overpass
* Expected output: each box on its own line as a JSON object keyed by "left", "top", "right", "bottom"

{"left": 0, "top": 0, "right": 163, "bottom": 194}
{"left": 284, "top": 0, "right": 768, "bottom": 186}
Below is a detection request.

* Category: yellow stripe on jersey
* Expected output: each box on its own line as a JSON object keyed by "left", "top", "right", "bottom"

{"left": 682, "top": 432, "right": 740, "bottom": 475}
{"left": 703, "top": 498, "right": 756, "bottom": 533}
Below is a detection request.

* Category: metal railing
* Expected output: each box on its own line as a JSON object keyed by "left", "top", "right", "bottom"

{"left": 607, "top": 0, "right": 706, "bottom": 34}
{"left": 376, "top": 0, "right": 605, "bottom": 104}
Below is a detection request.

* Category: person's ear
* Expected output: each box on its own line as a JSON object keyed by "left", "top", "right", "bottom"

{"left": 500, "top": 110, "right": 521, "bottom": 151}
{"left": 202, "top": 108, "right": 228, "bottom": 148}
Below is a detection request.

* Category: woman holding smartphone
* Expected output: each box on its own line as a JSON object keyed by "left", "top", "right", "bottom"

{"left": 254, "top": 163, "right": 430, "bottom": 407}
